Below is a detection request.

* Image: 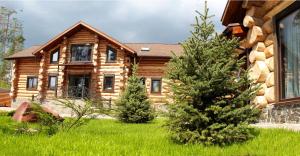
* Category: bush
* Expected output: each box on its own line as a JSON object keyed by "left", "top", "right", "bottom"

{"left": 166, "top": 3, "right": 260, "bottom": 145}
{"left": 117, "top": 64, "right": 154, "bottom": 123}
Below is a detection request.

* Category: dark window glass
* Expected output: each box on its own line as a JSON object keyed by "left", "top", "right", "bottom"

{"left": 103, "top": 75, "right": 114, "bottom": 92}
{"left": 48, "top": 76, "right": 57, "bottom": 90}
{"left": 27, "top": 77, "right": 38, "bottom": 90}
{"left": 151, "top": 79, "right": 161, "bottom": 93}
{"left": 50, "top": 49, "right": 59, "bottom": 63}
{"left": 71, "top": 44, "right": 92, "bottom": 61}
{"left": 277, "top": 5, "right": 300, "bottom": 99}
{"left": 106, "top": 46, "right": 117, "bottom": 62}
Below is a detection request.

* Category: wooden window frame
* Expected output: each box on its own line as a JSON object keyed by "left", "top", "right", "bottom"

{"left": 70, "top": 43, "right": 93, "bottom": 62}
{"left": 48, "top": 75, "right": 58, "bottom": 90}
{"left": 106, "top": 46, "right": 117, "bottom": 63}
{"left": 26, "top": 76, "right": 38, "bottom": 91}
{"left": 150, "top": 78, "right": 162, "bottom": 94}
{"left": 274, "top": 1, "right": 300, "bottom": 104}
{"left": 50, "top": 49, "right": 59, "bottom": 64}
{"left": 103, "top": 74, "right": 115, "bottom": 93}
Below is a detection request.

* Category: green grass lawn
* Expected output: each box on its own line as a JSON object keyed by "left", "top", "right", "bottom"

{"left": 0, "top": 116, "right": 299, "bottom": 156}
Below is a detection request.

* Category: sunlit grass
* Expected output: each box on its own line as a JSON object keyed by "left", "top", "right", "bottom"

{"left": 0, "top": 116, "right": 299, "bottom": 156}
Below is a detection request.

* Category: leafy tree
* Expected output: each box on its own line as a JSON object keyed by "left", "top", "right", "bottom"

{"left": 166, "top": 2, "right": 260, "bottom": 145}
{"left": 0, "top": 6, "right": 25, "bottom": 86}
{"left": 117, "top": 64, "right": 154, "bottom": 123}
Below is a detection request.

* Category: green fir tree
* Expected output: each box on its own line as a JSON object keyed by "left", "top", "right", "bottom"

{"left": 166, "top": 2, "right": 260, "bottom": 145}
{"left": 117, "top": 64, "right": 154, "bottom": 123}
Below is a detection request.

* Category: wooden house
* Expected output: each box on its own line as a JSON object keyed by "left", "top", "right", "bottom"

{"left": 6, "top": 21, "right": 182, "bottom": 109}
{"left": 222, "top": 0, "right": 300, "bottom": 123}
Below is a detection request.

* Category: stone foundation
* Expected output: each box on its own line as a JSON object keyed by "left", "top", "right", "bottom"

{"left": 260, "top": 103, "right": 300, "bottom": 123}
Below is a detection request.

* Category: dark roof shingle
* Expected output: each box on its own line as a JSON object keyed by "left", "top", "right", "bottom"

{"left": 5, "top": 45, "right": 41, "bottom": 59}
{"left": 125, "top": 43, "right": 183, "bottom": 57}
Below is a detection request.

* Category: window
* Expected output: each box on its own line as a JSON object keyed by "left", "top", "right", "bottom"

{"left": 71, "top": 44, "right": 92, "bottom": 61}
{"left": 151, "top": 78, "right": 161, "bottom": 93}
{"left": 50, "top": 49, "right": 59, "bottom": 64}
{"left": 27, "top": 76, "right": 38, "bottom": 90}
{"left": 106, "top": 46, "right": 117, "bottom": 62}
{"left": 48, "top": 76, "right": 57, "bottom": 90}
{"left": 103, "top": 75, "right": 114, "bottom": 92}
{"left": 277, "top": 2, "right": 300, "bottom": 99}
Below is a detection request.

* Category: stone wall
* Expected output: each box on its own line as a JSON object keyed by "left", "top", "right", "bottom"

{"left": 260, "top": 103, "right": 300, "bottom": 123}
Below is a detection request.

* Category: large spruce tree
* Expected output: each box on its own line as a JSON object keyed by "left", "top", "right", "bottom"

{"left": 166, "top": 3, "right": 260, "bottom": 145}
{"left": 117, "top": 64, "right": 154, "bottom": 123}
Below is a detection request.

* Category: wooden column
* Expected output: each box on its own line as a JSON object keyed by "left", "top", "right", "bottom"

{"left": 91, "top": 35, "right": 99, "bottom": 97}
{"left": 10, "top": 60, "right": 19, "bottom": 100}
{"left": 57, "top": 37, "right": 68, "bottom": 97}
{"left": 37, "top": 50, "right": 48, "bottom": 101}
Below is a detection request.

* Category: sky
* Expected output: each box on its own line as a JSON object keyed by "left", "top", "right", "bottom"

{"left": 1, "top": 0, "right": 228, "bottom": 48}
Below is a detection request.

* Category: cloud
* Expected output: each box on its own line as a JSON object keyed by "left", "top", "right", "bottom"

{"left": 1, "top": 0, "right": 227, "bottom": 48}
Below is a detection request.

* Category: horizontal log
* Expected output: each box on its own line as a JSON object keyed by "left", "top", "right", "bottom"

{"left": 249, "top": 61, "right": 270, "bottom": 83}
{"left": 264, "top": 44, "right": 274, "bottom": 58}
{"left": 253, "top": 96, "right": 268, "bottom": 108}
{"left": 246, "top": 6, "right": 266, "bottom": 18}
{"left": 256, "top": 83, "right": 267, "bottom": 96}
{"left": 265, "top": 86, "right": 275, "bottom": 103}
{"left": 263, "top": 1, "right": 295, "bottom": 21}
{"left": 249, "top": 50, "right": 266, "bottom": 63}
{"left": 243, "top": 15, "right": 263, "bottom": 28}
{"left": 262, "top": 19, "right": 273, "bottom": 34}
{"left": 266, "top": 72, "right": 274, "bottom": 87}
{"left": 253, "top": 42, "right": 265, "bottom": 52}
{"left": 247, "top": 26, "right": 265, "bottom": 46}
{"left": 265, "top": 57, "right": 274, "bottom": 72}
{"left": 264, "top": 34, "right": 274, "bottom": 47}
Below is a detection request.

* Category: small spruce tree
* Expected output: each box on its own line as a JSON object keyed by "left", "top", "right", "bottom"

{"left": 166, "top": 2, "right": 260, "bottom": 145}
{"left": 117, "top": 64, "right": 154, "bottom": 123}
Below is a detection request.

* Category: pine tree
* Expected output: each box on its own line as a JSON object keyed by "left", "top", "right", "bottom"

{"left": 166, "top": 2, "right": 260, "bottom": 145}
{"left": 117, "top": 64, "right": 154, "bottom": 123}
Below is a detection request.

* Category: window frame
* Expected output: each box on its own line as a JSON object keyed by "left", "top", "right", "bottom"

{"left": 26, "top": 76, "right": 38, "bottom": 90}
{"left": 106, "top": 46, "right": 117, "bottom": 63}
{"left": 50, "top": 49, "right": 59, "bottom": 64}
{"left": 70, "top": 44, "right": 93, "bottom": 62}
{"left": 275, "top": 1, "right": 300, "bottom": 103}
{"left": 48, "top": 75, "right": 58, "bottom": 90}
{"left": 103, "top": 74, "right": 115, "bottom": 93}
{"left": 150, "top": 78, "right": 162, "bottom": 94}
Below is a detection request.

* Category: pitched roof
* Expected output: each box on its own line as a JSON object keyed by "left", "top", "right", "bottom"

{"left": 5, "top": 45, "right": 41, "bottom": 60}
{"left": 33, "top": 21, "right": 135, "bottom": 54}
{"left": 5, "top": 21, "right": 184, "bottom": 59}
{"left": 125, "top": 43, "right": 183, "bottom": 57}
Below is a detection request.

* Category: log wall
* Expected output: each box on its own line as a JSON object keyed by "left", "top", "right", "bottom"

{"left": 137, "top": 57, "right": 171, "bottom": 106}
{"left": 16, "top": 58, "right": 40, "bottom": 98}
{"left": 13, "top": 27, "right": 133, "bottom": 104}
{"left": 241, "top": 0, "right": 295, "bottom": 108}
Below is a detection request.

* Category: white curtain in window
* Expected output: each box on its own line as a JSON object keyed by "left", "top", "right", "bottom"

{"left": 280, "top": 9, "right": 300, "bottom": 98}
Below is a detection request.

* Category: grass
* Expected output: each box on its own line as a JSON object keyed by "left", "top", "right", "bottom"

{"left": 0, "top": 116, "right": 300, "bottom": 156}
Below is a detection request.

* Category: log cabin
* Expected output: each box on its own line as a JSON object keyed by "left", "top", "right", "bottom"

{"left": 6, "top": 21, "right": 182, "bottom": 110}
{"left": 222, "top": 0, "right": 300, "bottom": 123}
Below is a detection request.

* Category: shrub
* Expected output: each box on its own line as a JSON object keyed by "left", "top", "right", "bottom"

{"left": 166, "top": 2, "right": 260, "bottom": 145}
{"left": 117, "top": 64, "right": 154, "bottom": 123}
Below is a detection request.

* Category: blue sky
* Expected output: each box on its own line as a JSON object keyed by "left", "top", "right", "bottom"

{"left": 1, "top": 0, "right": 228, "bottom": 48}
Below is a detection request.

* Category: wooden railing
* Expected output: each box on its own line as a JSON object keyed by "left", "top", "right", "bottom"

{"left": 0, "top": 89, "right": 11, "bottom": 107}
